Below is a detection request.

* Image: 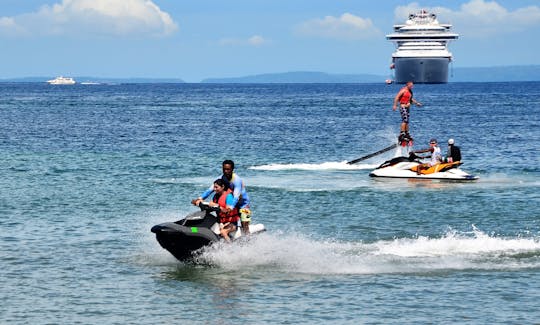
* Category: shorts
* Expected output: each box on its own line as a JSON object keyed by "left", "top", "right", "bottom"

{"left": 399, "top": 105, "right": 410, "bottom": 123}
{"left": 239, "top": 208, "right": 251, "bottom": 223}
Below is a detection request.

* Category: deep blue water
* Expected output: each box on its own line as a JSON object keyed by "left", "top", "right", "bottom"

{"left": 1, "top": 82, "right": 539, "bottom": 324}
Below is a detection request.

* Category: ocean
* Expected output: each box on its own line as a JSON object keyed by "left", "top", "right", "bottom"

{"left": 1, "top": 81, "right": 539, "bottom": 324}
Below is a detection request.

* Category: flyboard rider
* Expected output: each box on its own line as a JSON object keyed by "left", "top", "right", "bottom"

{"left": 392, "top": 81, "right": 422, "bottom": 146}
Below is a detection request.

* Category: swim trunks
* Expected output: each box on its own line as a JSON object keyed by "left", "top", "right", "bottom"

{"left": 399, "top": 105, "right": 410, "bottom": 123}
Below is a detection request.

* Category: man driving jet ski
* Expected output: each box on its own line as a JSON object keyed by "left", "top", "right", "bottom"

{"left": 411, "top": 138, "right": 443, "bottom": 174}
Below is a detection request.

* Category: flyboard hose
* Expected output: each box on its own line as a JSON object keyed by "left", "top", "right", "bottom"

{"left": 347, "top": 143, "right": 398, "bottom": 165}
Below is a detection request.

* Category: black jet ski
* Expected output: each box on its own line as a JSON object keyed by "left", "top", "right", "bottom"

{"left": 151, "top": 202, "right": 265, "bottom": 261}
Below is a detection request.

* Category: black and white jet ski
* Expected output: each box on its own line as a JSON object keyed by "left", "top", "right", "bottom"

{"left": 369, "top": 154, "right": 479, "bottom": 181}
{"left": 151, "top": 202, "right": 265, "bottom": 261}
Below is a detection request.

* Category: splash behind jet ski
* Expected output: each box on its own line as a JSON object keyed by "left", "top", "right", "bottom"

{"left": 151, "top": 202, "right": 265, "bottom": 261}
{"left": 369, "top": 153, "right": 478, "bottom": 180}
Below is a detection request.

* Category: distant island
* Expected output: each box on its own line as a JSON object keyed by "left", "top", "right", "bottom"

{"left": 201, "top": 65, "right": 540, "bottom": 83}
{"left": 201, "top": 71, "right": 384, "bottom": 83}
{"left": 1, "top": 65, "right": 539, "bottom": 83}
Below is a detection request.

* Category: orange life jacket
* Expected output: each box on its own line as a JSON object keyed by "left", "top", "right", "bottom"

{"left": 213, "top": 189, "right": 240, "bottom": 224}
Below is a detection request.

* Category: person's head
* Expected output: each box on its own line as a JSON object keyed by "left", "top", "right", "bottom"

{"left": 406, "top": 81, "right": 414, "bottom": 89}
{"left": 429, "top": 138, "right": 438, "bottom": 146}
{"left": 222, "top": 160, "right": 235, "bottom": 179}
{"left": 448, "top": 138, "right": 455, "bottom": 146}
{"left": 213, "top": 178, "right": 228, "bottom": 194}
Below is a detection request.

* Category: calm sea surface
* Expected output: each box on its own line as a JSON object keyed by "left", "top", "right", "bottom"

{"left": 1, "top": 82, "right": 539, "bottom": 324}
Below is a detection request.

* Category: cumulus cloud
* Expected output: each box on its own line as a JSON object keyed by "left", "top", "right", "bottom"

{"left": 295, "top": 13, "right": 381, "bottom": 40}
{"left": 0, "top": 0, "right": 178, "bottom": 38}
{"left": 218, "top": 35, "right": 269, "bottom": 47}
{"left": 395, "top": 0, "right": 540, "bottom": 37}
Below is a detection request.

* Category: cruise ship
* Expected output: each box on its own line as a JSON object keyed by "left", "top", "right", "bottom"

{"left": 386, "top": 10, "right": 458, "bottom": 84}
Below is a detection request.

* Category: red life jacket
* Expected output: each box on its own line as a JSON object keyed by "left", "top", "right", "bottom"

{"left": 399, "top": 87, "right": 412, "bottom": 104}
{"left": 213, "top": 189, "right": 240, "bottom": 224}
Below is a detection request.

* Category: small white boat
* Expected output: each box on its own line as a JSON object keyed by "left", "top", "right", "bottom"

{"left": 47, "top": 76, "right": 76, "bottom": 85}
{"left": 369, "top": 156, "right": 478, "bottom": 181}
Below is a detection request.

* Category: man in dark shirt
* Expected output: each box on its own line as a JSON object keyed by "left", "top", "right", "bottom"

{"left": 446, "top": 138, "right": 462, "bottom": 162}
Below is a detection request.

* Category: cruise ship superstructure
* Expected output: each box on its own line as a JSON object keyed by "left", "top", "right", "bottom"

{"left": 386, "top": 10, "right": 458, "bottom": 84}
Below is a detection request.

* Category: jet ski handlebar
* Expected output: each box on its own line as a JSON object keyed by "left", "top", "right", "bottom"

{"left": 198, "top": 201, "right": 221, "bottom": 213}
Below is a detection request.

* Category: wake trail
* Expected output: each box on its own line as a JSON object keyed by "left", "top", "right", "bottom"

{"left": 194, "top": 227, "right": 540, "bottom": 275}
{"left": 250, "top": 161, "right": 377, "bottom": 171}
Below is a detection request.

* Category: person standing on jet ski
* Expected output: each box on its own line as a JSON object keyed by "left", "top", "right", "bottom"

{"left": 392, "top": 81, "right": 422, "bottom": 142}
{"left": 412, "top": 138, "right": 442, "bottom": 174}
{"left": 207, "top": 178, "right": 240, "bottom": 242}
{"left": 445, "top": 138, "right": 462, "bottom": 163}
{"left": 191, "top": 160, "right": 252, "bottom": 235}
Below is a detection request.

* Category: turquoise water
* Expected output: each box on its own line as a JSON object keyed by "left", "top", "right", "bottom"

{"left": 1, "top": 82, "right": 539, "bottom": 324}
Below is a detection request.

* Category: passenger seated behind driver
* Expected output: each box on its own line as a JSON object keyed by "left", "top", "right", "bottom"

{"left": 444, "top": 138, "right": 461, "bottom": 163}
{"left": 413, "top": 138, "right": 443, "bottom": 174}
{"left": 207, "top": 178, "right": 240, "bottom": 242}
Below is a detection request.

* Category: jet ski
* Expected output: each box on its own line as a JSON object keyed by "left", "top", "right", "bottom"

{"left": 369, "top": 154, "right": 479, "bottom": 181}
{"left": 151, "top": 202, "right": 265, "bottom": 261}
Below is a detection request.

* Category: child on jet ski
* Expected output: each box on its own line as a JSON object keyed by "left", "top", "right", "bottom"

{"left": 207, "top": 178, "right": 240, "bottom": 243}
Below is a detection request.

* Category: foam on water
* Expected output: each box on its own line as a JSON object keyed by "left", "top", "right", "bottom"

{"left": 191, "top": 226, "right": 540, "bottom": 275}
{"left": 250, "top": 161, "right": 377, "bottom": 171}
{"left": 373, "top": 226, "right": 540, "bottom": 257}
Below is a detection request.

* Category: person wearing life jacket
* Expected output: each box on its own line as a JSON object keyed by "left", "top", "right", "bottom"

{"left": 207, "top": 178, "right": 240, "bottom": 242}
{"left": 192, "top": 160, "right": 252, "bottom": 235}
{"left": 392, "top": 81, "right": 422, "bottom": 140}
{"left": 412, "top": 138, "right": 442, "bottom": 174}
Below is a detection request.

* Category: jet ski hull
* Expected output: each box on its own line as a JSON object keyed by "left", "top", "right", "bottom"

{"left": 151, "top": 206, "right": 266, "bottom": 261}
{"left": 369, "top": 158, "right": 479, "bottom": 181}
{"left": 151, "top": 222, "right": 220, "bottom": 261}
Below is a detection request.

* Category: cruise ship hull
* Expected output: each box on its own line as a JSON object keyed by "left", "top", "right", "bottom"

{"left": 393, "top": 57, "right": 450, "bottom": 84}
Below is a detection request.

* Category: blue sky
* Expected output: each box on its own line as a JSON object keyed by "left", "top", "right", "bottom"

{"left": 1, "top": 0, "right": 539, "bottom": 82}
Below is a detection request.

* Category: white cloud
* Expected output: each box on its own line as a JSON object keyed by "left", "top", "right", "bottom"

{"left": 0, "top": 0, "right": 178, "bottom": 38}
{"left": 248, "top": 35, "right": 266, "bottom": 46}
{"left": 0, "top": 16, "right": 28, "bottom": 37}
{"left": 395, "top": 0, "right": 540, "bottom": 37}
{"left": 219, "top": 35, "right": 269, "bottom": 47}
{"left": 295, "top": 13, "right": 381, "bottom": 40}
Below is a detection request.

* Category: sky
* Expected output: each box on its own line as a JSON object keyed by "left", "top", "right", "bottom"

{"left": 1, "top": 0, "right": 539, "bottom": 82}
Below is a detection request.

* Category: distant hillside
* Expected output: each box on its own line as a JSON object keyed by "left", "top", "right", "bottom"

{"left": 201, "top": 65, "right": 540, "bottom": 83}
{"left": 1, "top": 66, "right": 538, "bottom": 84}
{"left": 201, "top": 71, "right": 384, "bottom": 83}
